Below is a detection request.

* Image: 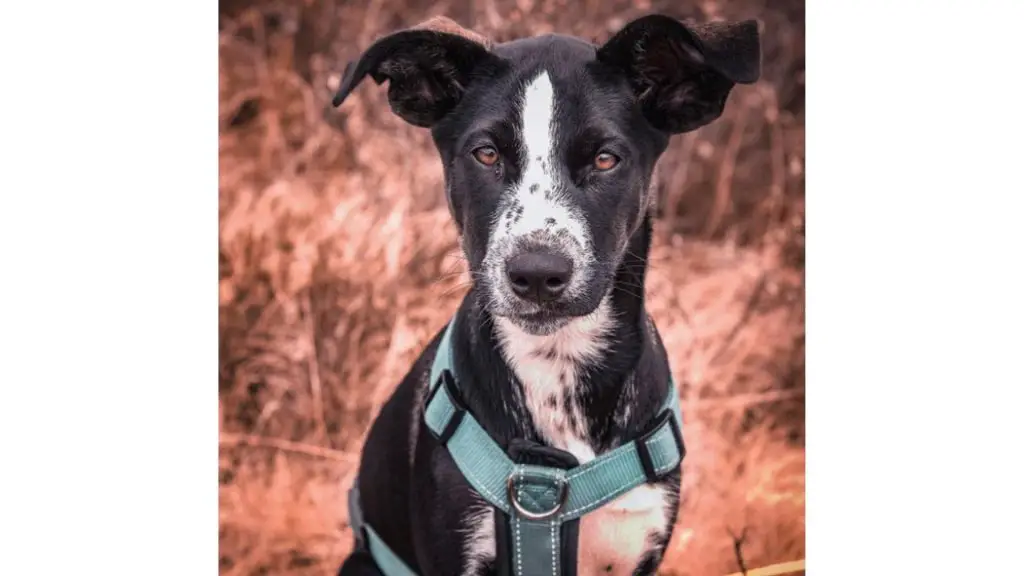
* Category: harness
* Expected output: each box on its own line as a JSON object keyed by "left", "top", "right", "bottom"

{"left": 349, "top": 317, "right": 686, "bottom": 576}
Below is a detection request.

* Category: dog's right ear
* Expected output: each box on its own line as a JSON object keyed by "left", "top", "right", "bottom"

{"left": 597, "top": 15, "right": 761, "bottom": 134}
{"left": 331, "top": 17, "right": 499, "bottom": 128}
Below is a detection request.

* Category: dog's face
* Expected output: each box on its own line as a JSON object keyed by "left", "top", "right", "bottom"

{"left": 333, "top": 16, "right": 760, "bottom": 334}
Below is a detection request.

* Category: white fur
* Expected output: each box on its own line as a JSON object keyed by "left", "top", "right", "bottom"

{"left": 462, "top": 504, "right": 496, "bottom": 575}
{"left": 495, "top": 299, "right": 612, "bottom": 462}
{"left": 577, "top": 485, "right": 672, "bottom": 575}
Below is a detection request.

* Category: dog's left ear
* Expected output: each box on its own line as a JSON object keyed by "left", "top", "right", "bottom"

{"left": 597, "top": 15, "right": 761, "bottom": 134}
{"left": 331, "top": 17, "right": 498, "bottom": 128}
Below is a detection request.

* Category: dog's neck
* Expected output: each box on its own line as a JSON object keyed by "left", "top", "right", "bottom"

{"left": 449, "top": 215, "right": 669, "bottom": 462}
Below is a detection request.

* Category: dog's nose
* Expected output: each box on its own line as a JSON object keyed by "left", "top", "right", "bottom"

{"left": 506, "top": 252, "right": 573, "bottom": 303}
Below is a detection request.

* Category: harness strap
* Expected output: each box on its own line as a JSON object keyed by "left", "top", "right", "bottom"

{"left": 424, "top": 319, "right": 685, "bottom": 521}
{"left": 364, "top": 525, "right": 417, "bottom": 576}
{"left": 513, "top": 516, "right": 562, "bottom": 576}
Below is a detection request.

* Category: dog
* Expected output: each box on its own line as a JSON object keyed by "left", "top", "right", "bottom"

{"left": 331, "top": 13, "right": 760, "bottom": 576}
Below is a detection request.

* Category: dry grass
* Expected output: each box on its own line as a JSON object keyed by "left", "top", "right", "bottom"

{"left": 218, "top": 1, "right": 805, "bottom": 574}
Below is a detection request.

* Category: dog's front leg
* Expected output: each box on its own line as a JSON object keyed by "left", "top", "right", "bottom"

{"left": 408, "top": 424, "right": 499, "bottom": 576}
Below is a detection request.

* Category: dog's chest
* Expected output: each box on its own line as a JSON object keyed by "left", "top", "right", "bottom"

{"left": 577, "top": 485, "right": 670, "bottom": 575}
{"left": 512, "top": 330, "right": 597, "bottom": 461}
{"left": 483, "top": 314, "right": 671, "bottom": 574}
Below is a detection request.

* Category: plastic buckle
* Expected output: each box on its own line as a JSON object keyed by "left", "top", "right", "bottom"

{"left": 635, "top": 409, "right": 686, "bottom": 483}
{"left": 425, "top": 369, "right": 466, "bottom": 445}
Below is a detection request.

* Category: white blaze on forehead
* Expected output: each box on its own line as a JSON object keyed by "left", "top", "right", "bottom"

{"left": 521, "top": 71, "right": 555, "bottom": 171}
{"left": 489, "top": 72, "right": 589, "bottom": 255}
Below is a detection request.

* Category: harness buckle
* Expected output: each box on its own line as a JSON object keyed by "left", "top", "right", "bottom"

{"left": 506, "top": 468, "right": 569, "bottom": 520}
{"left": 426, "top": 369, "right": 467, "bottom": 446}
{"left": 635, "top": 408, "right": 686, "bottom": 483}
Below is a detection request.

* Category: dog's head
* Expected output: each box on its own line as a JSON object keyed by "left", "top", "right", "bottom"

{"left": 333, "top": 15, "right": 760, "bottom": 334}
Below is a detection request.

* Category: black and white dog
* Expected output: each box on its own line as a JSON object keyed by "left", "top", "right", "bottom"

{"left": 332, "top": 14, "right": 760, "bottom": 576}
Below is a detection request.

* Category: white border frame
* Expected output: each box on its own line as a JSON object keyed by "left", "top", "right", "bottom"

{"left": 1, "top": 0, "right": 1023, "bottom": 574}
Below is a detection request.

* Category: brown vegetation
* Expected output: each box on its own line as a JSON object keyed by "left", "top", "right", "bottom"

{"left": 218, "top": 0, "right": 805, "bottom": 574}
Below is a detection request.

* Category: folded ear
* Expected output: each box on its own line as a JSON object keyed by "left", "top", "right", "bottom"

{"left": 331, "top": 17, "right": 498, "bottom": 128}
{"left": 597, "top": 15, "right": 761, "bottom": 134}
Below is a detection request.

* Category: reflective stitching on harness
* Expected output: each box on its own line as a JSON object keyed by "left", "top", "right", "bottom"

{"left": 560, "top": 455, "right": 679, "bottom": 518}
{"left": 515, "top": 466, "right": 523, "bottom": 576}
{"left": 563, "top": 419, "right": 680, "bottom": 483}
{"left": 456, "top": 442, "right": 508, "bottom": 510}
{"left": 560, "top": 483, "right": 632, "bottom": 518}
{"left": 557, "top": 421, "right": 682, "bottom": 518}
{"left": 566, "top": 447, "right": 633, "bottom": 480}
{"left": 550, "top": 517, "right": 557, "bottom": 576}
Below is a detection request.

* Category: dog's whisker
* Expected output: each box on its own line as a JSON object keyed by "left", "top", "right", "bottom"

{"left": 612, "top": 285, "right": 646, "bottom": 301}
{"left": 431, "top": 270, "right": 470, "bottom": 283}
{"left": 438, "top": 280, "right": 475, "bottom": 299}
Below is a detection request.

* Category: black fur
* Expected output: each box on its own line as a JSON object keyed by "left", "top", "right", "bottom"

{"left": 333, "top": 14, "right": 760, "bottom": 576}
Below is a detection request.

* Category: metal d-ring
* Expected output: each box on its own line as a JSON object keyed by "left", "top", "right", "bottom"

{"left": 506, "top": 472, "right": 568, "bottom": 520}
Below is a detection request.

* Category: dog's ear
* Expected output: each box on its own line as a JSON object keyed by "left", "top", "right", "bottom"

{"left": 331, "top": 17, "right": 498, "bottom": 128}
{"left": 597, "top": 15, "right": 761, "bottom": 134}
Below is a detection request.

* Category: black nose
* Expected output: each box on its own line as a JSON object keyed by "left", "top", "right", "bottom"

{"left": 506, "top": 252, "right": 573, "bottom": 303}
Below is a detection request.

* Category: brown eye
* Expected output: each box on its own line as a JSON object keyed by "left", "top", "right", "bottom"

{"left": 473, "top": 146, "right": 499, "bottom": 166}
{"left": 594, "top": 151, "right": 619, "bottom": 171}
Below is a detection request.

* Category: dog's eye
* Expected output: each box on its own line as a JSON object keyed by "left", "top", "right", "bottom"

{"left": 594, "top": 151, "right": 619, "bottom": 171}
{"left": 473, "top": 146, "right": 499, "bottom": 167}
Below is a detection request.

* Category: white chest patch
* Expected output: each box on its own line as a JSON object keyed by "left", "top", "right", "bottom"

{"left": 494, "top": 302, "right": 611, "bottom": 462}
{"left": 577, "top": 484, "right": 671, "bottom": 576}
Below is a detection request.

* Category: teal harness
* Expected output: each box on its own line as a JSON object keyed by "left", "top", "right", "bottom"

{"left": 350, "top": 318, "right": 686, "bottom": 576}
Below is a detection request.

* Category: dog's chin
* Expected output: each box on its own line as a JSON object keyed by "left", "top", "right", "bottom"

{"left": 502, "top": 311, "right": 573, "bottom": 336}
{"left": 489, "top": 293, "right": 606, "bottom": 336}
{"left": 481, "top": 271, "right": 614, "bottom": 335}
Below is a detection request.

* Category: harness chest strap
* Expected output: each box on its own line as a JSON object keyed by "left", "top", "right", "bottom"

{"left": 357, "top": 319, "right": 686, "bottom": 576}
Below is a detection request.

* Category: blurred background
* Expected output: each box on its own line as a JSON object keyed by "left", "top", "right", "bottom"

{"left": 218, "top": 0, "right": 804, "bottom": 574}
